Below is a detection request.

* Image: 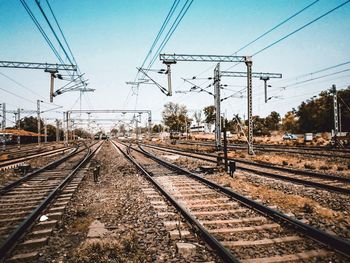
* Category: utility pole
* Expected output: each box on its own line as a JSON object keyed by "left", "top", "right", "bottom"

{"left": 214, "top": 63, "right": 221, "bottom": 150}
{"left": 245, "top": 57, "right": 254, "bottom": 155}
{"left": 1, "top": 103, "right": 6, "bottom": 131}
{"left": 44, "top": 119, "right": 47, "bottom": 143}
{"left": 148, "top": 112, "right": 152, "bottom": 140}
{"left": 37, "top": 100, "right": 41, "bottom": 146}
{"left": 17, "top": 108, "right": 21, "bottom": 149}
{"left": 332, "top": 85, "right": 338, "bottom": 142}
{"left": 66, "top": 111, "right": 70, "bottom": 145}
{"left": 56, "top": 119, "right": 60, "bottom": 142}
{"left": 339, "top": 103, "right": 342, "bottom": 134}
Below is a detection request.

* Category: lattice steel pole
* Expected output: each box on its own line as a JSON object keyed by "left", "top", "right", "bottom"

{"left": 1, "top": 103, "right": 6, "bottom": 131}
{"left": 37, "top": 100, "right": 41, "bottom": 146}
{"left": 332, "top": 84, "right": 339, "bottom": 143}
{"left": 214, "top": 63, "right": 221, "bottom": 150}
{"left": 56, "top": 119, "right": 60, "bottom": 142}
{"left": 17, "top": 108, "right": 21, "bottom": 149}
{"left": 245, "top": 57, "right": 253, "bottom": 155}
{"left": 148, "top": 112, "right": 152, "bottom": 140}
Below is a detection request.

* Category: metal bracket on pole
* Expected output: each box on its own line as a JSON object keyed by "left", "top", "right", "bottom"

{"left": 260, "top": 76, "right": 270, "bottom": 103}
{"left": 163, "top": 61, "right": 176, "bottom": 96}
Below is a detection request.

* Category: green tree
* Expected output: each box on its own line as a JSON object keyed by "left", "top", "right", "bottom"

{"left": 282, "top": 111, "right": 299, "bottom": 133}
{"left": 152, "top": 124, "right": 163, "bottom": 133}
{"left": 265, "top": 111, "right": 281, "bottom": 131}
{"left": 162, "top": 102, "right": 191, "bottom": 132}
{"left": 203, "top": 105, "right": 215, "bottom": 124}
{"left": 18, "top": 116, "right": 44, "bottom": 133}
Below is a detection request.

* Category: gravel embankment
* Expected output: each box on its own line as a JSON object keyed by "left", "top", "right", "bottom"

{"left": 39, "top": 142, "right": 219, "bottom": 263}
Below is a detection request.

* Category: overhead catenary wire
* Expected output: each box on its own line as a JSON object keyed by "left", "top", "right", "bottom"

{"left": 147, "top": 0, "right": 194, "bottom": 68}
{"left": 252, "top": 0, "right": 350, "bottom": 57}
{"left": 192, "top": 0, "right": 321, "bottom": 79}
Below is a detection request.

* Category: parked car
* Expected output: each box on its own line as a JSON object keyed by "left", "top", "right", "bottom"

{"left": 282, "top": 133, "right": 297, "bottom": 140}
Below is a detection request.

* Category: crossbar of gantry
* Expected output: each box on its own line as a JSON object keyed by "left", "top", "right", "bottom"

{"left": 65, "top": 109, "right": 152, "bottom": 144}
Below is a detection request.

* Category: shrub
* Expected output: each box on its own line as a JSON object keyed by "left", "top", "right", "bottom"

{"left": 304, "top": 163, "right": 316, "bottom": 170}
{"left": 282, "top": 160, "right": 288, "bottom": 166}
{"left": 319, "top": 165, "right": 331, "bottom": 171}
{"left": 302, "top": 203, "right": 314, "bottom": 213}
{"left": 337, "top": 166, "right": 344, "bottom": 171}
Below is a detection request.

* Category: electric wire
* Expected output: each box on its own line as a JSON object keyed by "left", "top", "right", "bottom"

{"left": 252, "top": 0, "right": 350, "bottom": 56}
{"left": 148, "top": 0, "right": 194, "bottom": 68}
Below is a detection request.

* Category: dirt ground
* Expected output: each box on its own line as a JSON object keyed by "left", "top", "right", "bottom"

{"left": 40, "top": 142, "right": 218, "bottom": 263}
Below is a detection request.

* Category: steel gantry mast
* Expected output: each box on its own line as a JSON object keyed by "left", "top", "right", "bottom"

{"left": 0, "top": 60, "right": 78, "bottom": 102}
{"left": 220, "top": 69, "right": 282, "bottom": 154}
{"left": 159, "top": 53, "right": 250, "bottom": 150}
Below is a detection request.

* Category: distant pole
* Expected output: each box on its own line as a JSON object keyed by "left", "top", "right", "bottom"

{"left": 56, "top": 119, "right": 60, "bottom": 142}
{"left": 37, "top": 100, "right": 41, "bottom": 146}
{"left": 223, "top": 127, "right": 228, "bottom": 172}
{"left": 17, "top": 108, "right": 21, "bottom": 149}
{"left": 245, "top": 57, "right": 254, "bottom": 155}
{"left": 148, "top": 112, "right": 152, "bottom": 140}
{"left": 339, "top": 103, "right": 342, "bottom": 134}
{"left": 332, "top": 84, "right": 338, "bottom": 144}
{"left": 1, "top": 103, "right": 6, "bottom": 131}
{"left": 214, "top": 63, "right": 221, "bottom": 150}
{"left": 44, "top": 119, "right": 47, "bottom": 143}
{"left": 66, "top": 111, "right": 70, "bottom": 145}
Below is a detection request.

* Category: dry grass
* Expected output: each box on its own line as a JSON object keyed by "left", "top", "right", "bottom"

{"left": 70, "top": 235, "right": 145, "bottom": 263}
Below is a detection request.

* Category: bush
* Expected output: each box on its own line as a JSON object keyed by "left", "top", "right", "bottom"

{"left": 282, "top": 160, "right": 288, "bottom": 166}
{"left": 303, "top": 203, "right": 314, "bottom": 213}
{"left": 337, "top": 166, "right": 344, "bottom": 171}
{"left": 304, "top": 163, "right": 316, "bottom": 170}
{"left": 319, "top": 165, "right": 331, "bottom": 171}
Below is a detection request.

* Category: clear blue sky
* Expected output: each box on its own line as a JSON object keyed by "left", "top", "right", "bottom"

{"left": 0, "top": 0, "right": 349, "bottom": 130}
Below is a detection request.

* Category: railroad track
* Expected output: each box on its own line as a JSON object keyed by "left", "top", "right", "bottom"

{"left": 0, "top": 146, "right": 73, "bottom": 172}
{"left": 141, "top": 143, "right": 350, "bottom": 195}
{"left": 0, "top": 141, "right": 103, "bottom": 262}
{"left": 177, "top": 140, "right": 350, "bottom": 159}
{"left": 0, "top": 142, "right": 64, "bottom": 160}
{"left": 112, "top": 140, "right": 350, "bottom": 262}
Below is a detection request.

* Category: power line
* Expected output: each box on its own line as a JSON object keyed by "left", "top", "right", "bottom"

{"left": 234, "top": 0, "right": 320, "bottom": 55}
{"left": 148, "top": 0, "right": 194, "bottom": 68}
{"left": 0, "top": 71, "right": 46, "bottom": 100}
{"left": 20, "top": 0, "right": 66, "bottom": 66}
{"left": 253, "top": 0, "right": 350, "bottom": 56}
{"left": 139, "top": 0, "right": 180, "bottom": 71}
{"left": 35, "top": 0, "right": 74, "bottom": 66}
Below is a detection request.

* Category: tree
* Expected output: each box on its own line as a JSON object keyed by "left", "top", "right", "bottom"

{"left": 265, "top": 111, "right": 281, "bottom": 131}
{"left": 18, "top": 116, "right": 43, "bottom": 133}
{"left": 152, "top": 124, "right": 163, "bottom": 133}
{"left": 203, "top": 105, "right": 215, "bottom": 132}
{"left": 282, "top": 111, "right": 299, "bottom": 133}
{"left": 162, "top": 102, "right": 191, "bottom": 132}
{"left": 119, "top": 124, "right": 126, "bottom": 136}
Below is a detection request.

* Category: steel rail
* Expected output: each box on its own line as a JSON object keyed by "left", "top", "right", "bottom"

{"left": 111, "top": 141, "right": 240, "bottom": 263}
{"left": 0, "top": 147, "right": 70, "bottom": 169}
{"left": 0, "top": 141, "right": 103, "bottom": 259}
{"left": 178, "top": 141, "right": 350, "bottom": 159}
{"left": 0, "top": 141, "right": 99, "bottom": 195}
{"left": 143, "top": 144, "right": 350, "bottom": 186}
{"left": 135, "top": 144, "right": 350, "bottom": 258}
